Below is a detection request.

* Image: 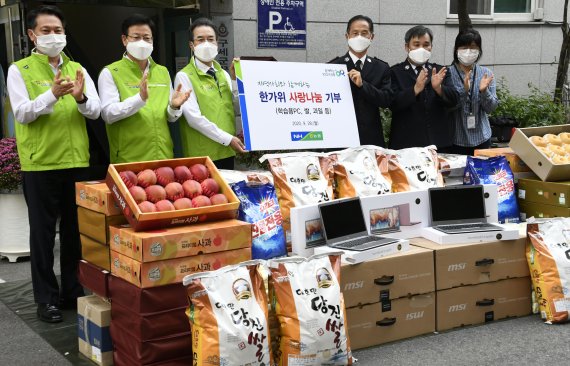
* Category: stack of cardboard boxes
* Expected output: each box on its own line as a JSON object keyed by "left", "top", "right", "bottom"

{"left": 75, "top": 158, "right": 254, "bottom": 365}
{"left": 342, "top": 246, "right": 435, "bottom": 349}
{"left": 509, "top": 125, "right": 570, "bottom": 219}
{"left": 76, "top": 181, "right": 126, "bottom": 366}
{"left": 411, "top": 237, "right": 531, "bottom": 331}
{"left": 518, "top": 178, "right": 570, "bottom": 219}
{"left": 107, "top": 220, "right": 252, "bottom": 365}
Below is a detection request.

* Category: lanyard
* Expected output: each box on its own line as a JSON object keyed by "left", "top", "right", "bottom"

{"left": 455, "top": 64, "right": 477, "bottom": 114}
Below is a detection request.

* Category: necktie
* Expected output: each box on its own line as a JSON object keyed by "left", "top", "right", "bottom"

{"left": 355, "top": 59, "right": 362, "bottom": 71}
{"left": 206, "top": 68, "right": 218, "bottom": 83}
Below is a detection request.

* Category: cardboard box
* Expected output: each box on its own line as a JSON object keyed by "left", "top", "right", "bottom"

{"left": 110, "top": 322, "right": 191, "bottom": 365}
{"left": 108, "top": 275, "right": 187, "bottom": 314}
{"left": 346, "top": 293, "right": 435, "bottom": 350}
{"left": 109, "top": 219, "right": 251, "bottom": 262}
{"left": 111, "top": 301, "right": 189, "bottom": 341}
{"left": 518, "top": 200, "right": 570, "bottom": 220}
{"left": 106, "top": 157, "right": 239, "bottom": 231}
{"left": 436, "top": 277, "right": 532, "bottom": 331}
{"left": 77, "top": 295, "right": 113, "bottom": 366}
{"left": 518, "top": 177, "right": 570, "bottom": 207}
{"left": 474, "top": 147, "right": 530, "bottom": 173}
{"left": 340, "top": 247, "right": 434, "bottom": 308}
{"left": 80, "top": 235, "right": 111, "bottom": 271}
{"left": 110, "top": 247, "right": 251, "bottom": 288}
{"left": 78, "top": 260, "right": 110, "bottom": 299}
{"left": 509, "top": 125, "right": 570, "bottom": 181}
{"left": 78, "top": 206, "right": 127, "bottom": 244}
{"left": 76, "top": 181, "right": 122, "bottom": 216}
{"left": 411, "top": 237, "right": 529, "bottom": 290}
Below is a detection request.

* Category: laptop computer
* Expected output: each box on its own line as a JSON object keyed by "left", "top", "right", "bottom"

{"left": 370, "top": 206, "right": 401, "bottom": 235}
{"left": 318, "top": 197, "right": 398, "bottom": 251}
{"left": 428, "top": 185, "right": 503, "bottom": 234}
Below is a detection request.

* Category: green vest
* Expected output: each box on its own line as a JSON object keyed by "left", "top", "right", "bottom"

{"left": 105, "top": 57, "right": 173, "bottom": 163}
{"left": 14, "top": 53, "right": 89, "bottom": 171}
{"left": 179, "top": 58, "right": 235, "bottom": 161}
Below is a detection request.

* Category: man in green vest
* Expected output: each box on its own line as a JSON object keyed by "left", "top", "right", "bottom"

{"left": 175, "top": 18, "right": 246, "bottom": 169}
{"left": 6, "top": 5, "right": 101, "bottom": 322}
{"left": 98, "top": 14, "right": 190, "bottom": 163}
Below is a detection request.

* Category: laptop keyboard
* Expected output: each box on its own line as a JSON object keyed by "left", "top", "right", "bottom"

{"left": 334, "top": 236, "right": 376, "bottom": 249}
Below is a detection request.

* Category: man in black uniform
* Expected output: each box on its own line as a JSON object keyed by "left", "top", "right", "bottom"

{"left": 389, "top": 25, "right": 459, "bottom": 152}
{"left": 329, "top": 15, "right": 392, "bottom": 147}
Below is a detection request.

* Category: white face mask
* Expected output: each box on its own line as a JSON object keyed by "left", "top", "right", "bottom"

{"left": 347, "top": 35, "right": 371, "bottom": 53}
{"left": 193, "top": 42, "right": 218, "bottom": 63}
{"left": 408, "top": 47, "right": 431, "bottom": 65}
{"left": 126, "top": 40, "right": 153, "bottom": 61}
{"left": 457, "top": 49, "right": 480, "bottom": 66}
{"left": 34, "top": 33, "right": 66, "bottom": 57}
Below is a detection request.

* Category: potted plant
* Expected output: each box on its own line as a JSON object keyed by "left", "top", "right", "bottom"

{"left": 0, "top": 137, "right": 22, "bottom": 193}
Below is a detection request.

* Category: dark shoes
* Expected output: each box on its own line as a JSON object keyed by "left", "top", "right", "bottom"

{"left": 37, "top": 303, "right": 63, "bottom": 323}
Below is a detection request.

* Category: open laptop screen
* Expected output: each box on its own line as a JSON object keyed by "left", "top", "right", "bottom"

{"left": 430, "top": 185, "right": 486, "bottom": 223}
{"left": 320, "top": 198, "right": 367, "bottom": 240}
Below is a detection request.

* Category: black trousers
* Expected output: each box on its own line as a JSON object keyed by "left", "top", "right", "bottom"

{"left": 22, "top": 168, "right": 88, "bottom": 304}
{"left": 214, "top": 156, "right": 235, "bottom": 170}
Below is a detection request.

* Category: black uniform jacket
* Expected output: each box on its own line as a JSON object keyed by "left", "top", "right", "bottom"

{"left": 388, "top": 60, "right": 459, "bottom": 150}
{"left": 329, "top": 52, "right": 393, "bottom": 147}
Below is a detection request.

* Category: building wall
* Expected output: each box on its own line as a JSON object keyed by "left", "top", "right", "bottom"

{"left": 229, "top": 0, "right": 567, "bottom": 96}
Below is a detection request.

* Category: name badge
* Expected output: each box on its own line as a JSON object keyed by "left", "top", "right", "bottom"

{"left": 467, "top": 114, "right": 476, "bottom": 129}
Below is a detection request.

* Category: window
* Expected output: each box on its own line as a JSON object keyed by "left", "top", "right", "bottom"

{"left": 448, "top": 0, "right": 536, "bottom": 21}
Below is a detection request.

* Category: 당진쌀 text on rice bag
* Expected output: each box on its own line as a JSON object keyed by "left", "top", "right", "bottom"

{"left": 463, "top": 155, "right": 519, "bottom": 224}
{"left": 384, "top": 145, "right": 444, "bottom": 193}
{"left": 331, "top": 145, "right": 391, "bottom": 198}
{"left": 268, "top": 253, "right": 352, "bottom": 366}
{"left": 184, "top": 260, "right": 272, "bottom": 366}
{"left": 260, "top": 152, "right": 334, "bottom": 244}
{"left": 527, "top": 218, "right": 570, "bottom": 324}
{"left": 231, "top": 181, "right": 287, "bottom": 260}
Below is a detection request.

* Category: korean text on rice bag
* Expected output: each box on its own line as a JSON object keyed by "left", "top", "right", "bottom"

{"left": 231, "top": 181, "right": 287, "bottom": 260}
{"left": 260, "top": 152, "right": 334, "bottom": 243}
{"left": 463, "top": 155, "right": 519, "bottom": 223}
{"left": 184, "top": 260, "right": 272, "bottom": 365}
{"left": 269, "top": 253, "right": 352, "bottom": 366}
{"left": 332, "top": 145, "right": 391, "bottom": 198}
{"left": 527, "top": 218, "right": 570, "bottom": 324}
{"left": 384, "top": 145, "right": 443, "bottom": 192}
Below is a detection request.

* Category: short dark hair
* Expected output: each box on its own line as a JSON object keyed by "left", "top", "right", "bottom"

{"left": 121, "top": 14, "right": 156, "bottom": 36}
{"left": 453, "top": 29, "right": 483, "bottom": 64}
{"left": 346, "top": 15, "right": 374, "bottom": 34}
{"left": 405, "top": 25, "right": 433, "bottom": 44}
{"left": 189, "top": 18, "right": 218, "bottom": 41}
{"left": 27, "top": 5, "right": 65, "bottom": 30}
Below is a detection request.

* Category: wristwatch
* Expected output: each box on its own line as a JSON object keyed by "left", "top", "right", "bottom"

{"left": 77, "top": 94, "right": 88, "bottom": 104}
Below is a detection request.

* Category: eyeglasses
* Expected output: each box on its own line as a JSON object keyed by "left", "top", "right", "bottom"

{"left": 127, "top": 34, "right": 153, "bottom": 43}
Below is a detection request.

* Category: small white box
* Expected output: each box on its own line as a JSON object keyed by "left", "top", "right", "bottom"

{"left": 314, "top": 239, "right": 410, "bottom": 264}
{"left": 421, "top": 226, "right": 519, "bottom": 245}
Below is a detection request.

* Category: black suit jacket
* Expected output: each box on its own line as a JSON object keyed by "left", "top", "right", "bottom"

{"left": 329, "top": 52, "right": 392, "bottom": 147}
{"left": 388, "top": 60, "right": 459, "bottom": 150}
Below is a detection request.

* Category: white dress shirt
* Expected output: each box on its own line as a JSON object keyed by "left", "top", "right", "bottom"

{"left": 7, "top": 52, "right": 101, "bottom": 124}
{"left": 349, "top": 51, "right": 368, "bottom": 70}
{"left": 98, "top": 54, "right": 182, "bottom": 124}
{"left": 174, "top": 58, "right": 239, "bottom": 147}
